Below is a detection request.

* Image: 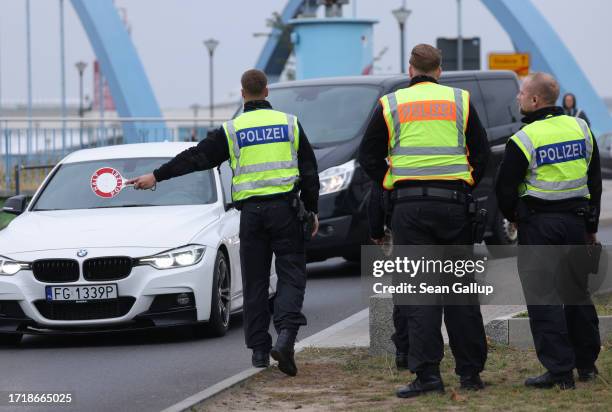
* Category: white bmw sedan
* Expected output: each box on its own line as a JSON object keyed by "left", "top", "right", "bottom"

{"left": 0, "top": 142, "right": 275, "bottom": 345}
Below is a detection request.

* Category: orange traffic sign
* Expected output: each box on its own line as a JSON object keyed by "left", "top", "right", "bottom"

{"left": 488, "top": 53, "right": 530, "bottom": 76}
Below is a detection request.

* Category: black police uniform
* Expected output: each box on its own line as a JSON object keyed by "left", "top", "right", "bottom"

{"left": 368, "top": 180, "right": 413, "bottom": 368}
{"left": 368, "top": 181, "right": 388, "bottom": 242}
{"left": 496, "top": 106, "right": 601, "bottom": 382}
{"left": 359, "top": 75, "right": 490, "bottom": 384}
{"left": 152, "top": 100, "right": 320, "bottom": 354}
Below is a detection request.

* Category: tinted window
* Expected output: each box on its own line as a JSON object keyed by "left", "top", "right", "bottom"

{"left": 266, "top": 85, "right": 381, "bottom": 147}
{"left": 32, "top": 158, "right": 217, "bottom": 211}
{"left": 479, "top": 79, "right": 521, "bottom": 128}
{"left": 440, "top": 78, "right": 488, "bottom": 127}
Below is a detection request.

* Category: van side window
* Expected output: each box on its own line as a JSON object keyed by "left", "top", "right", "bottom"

{"left": 479, "top": 79, "right": 521, "bottom": 128}
{"left": 441, "top": 79, "right": 488, "bottom": 129}
{"left": 218, "top": 161, "right": 234, "bottom": 206}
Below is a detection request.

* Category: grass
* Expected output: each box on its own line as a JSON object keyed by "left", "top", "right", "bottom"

{"left": 199, "top": 341, "right": 612, "bottom": 411}
{"left": 514, "top": 292, "right": 612, "bottom": 318}
{"left": 0, "top": 198, "right": 15, "bottom": 230}
{"left": 593, "top": 292, "right": 612, "bottom": 316}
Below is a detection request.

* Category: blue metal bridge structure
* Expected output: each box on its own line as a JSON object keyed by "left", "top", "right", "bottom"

{"left": 64, "top": 0, "right": 612, "bottom": 134}
{"left": 1, "top": 0, "right": 611, "bottom": 193}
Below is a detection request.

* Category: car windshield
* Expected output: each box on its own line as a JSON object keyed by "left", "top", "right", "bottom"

{"left": 31, "top": 157, "right": 217, "bottom": 211}
{"left": 266, "top": 85, "right": 381, "bottom": 147}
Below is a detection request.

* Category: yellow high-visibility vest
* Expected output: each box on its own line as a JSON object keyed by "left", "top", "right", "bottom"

{"left": 510, "top": 115, "right": 593, "bottom": 200}
{"left": 380, "top": 82, "right": 472, "bottom": 190}
{"left": 223, "top": 109, "right": 300, "bottom": 201}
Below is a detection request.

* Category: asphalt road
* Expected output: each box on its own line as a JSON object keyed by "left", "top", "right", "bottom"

{"left": 0, "top": 258, "right": 366, "bottom": 412}
{"left": 2, "top": 226, "right": 612, "bottom": 412}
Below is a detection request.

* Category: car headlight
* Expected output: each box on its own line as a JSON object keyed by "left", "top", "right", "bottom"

{"left": 319, "top": 159, "right": 356, "bottom": 196}
{"left": 0, "top": 256, "right": 29, "bottom": 276}
{"left": 137, "top": 245, "right": 206, "bottom": 270}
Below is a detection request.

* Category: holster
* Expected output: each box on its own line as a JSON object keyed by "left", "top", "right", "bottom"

{"left": 468, "top": 196, "right": 488, "bottom": 244}
{"left": 290, "top": 195, "right": 315, "bottom": 241}
{"left": 515, "top": 198, "right": 533, "bottom": 223}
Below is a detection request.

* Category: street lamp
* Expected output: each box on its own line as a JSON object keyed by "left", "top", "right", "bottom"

{"left": 392, "top": 3, "right": 412, "bottom": 74}
{"left": 75, "top": 61, "right": 87, "bottom": 147}
{"left": 59, "top": 0, "right": 67, "bottom": 154}
{"left": 26, "top": 0, "right": 33, "bottom": 155}
{"left": 457, "top": 0, "right": 463, "bottom": 71}
{"left": 203, "top": 38, "right": 219, "bottom": 127}
{"left": 190, "top": 103, "right": 201, "bottom": 141}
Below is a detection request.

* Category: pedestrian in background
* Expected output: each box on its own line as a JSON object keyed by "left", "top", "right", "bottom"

{"left": 562, "top": 92, "right": 591, "bottom": 127}
{"left": 128, "top": 69, "right": 320, "bottom": 377}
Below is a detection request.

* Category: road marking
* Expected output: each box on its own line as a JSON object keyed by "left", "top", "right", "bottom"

{"left": 160, "top": 308, "right": 369, "bottom": 412}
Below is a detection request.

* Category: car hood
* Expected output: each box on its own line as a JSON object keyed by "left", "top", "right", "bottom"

{"left": 314, "top": 139, "right": 358, "bottom": 172}
{"left": 0, "top": 205, "right": 221, "bottom": 253}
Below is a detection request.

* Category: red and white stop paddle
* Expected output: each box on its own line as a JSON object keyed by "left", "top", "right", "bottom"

{"left": 90, "top": 167, "right": 133, "bottom": 198}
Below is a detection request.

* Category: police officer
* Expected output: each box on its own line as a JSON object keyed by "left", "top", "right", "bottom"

{"left": 128, "top": 69, "right": 320, "bottom": 376}
{"left": 495, "top": 72, "right": 601, "bottom": 389}
{"left": 359, "top": 44, "right": 490, "bottom": 398}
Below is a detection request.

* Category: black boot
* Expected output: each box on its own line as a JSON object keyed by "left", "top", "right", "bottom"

{"left": 460, "top": 374, "right": 485, "bottom": 390}
{"left": 271, "top": 330, "right": 297, "bottom": 377}
{"left": 395, "top": 352, "right": 409, "bottom": 370}
{"left": 577, "top": 366, "right": 599, "bottom": 382}
{"left": 525, "top": 371, "right": 575, "bottom": 389}
{"left": 396, "top": 369, "right": 445, "bottom": 398}
{"left": 251, "top": 350, "right": 270, "bottom": 368}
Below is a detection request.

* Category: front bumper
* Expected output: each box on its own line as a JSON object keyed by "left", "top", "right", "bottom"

{"left": 0, "top": 248, "right": 215, "bottom": 334}
{"left": 307, "top": 214, "right": 369, "bottom": 262}
{"left": 0, "top": 303, "right": 199, "bottom": 335}
{"left": 305, "top": 185, "right": 370, "bottom": 262}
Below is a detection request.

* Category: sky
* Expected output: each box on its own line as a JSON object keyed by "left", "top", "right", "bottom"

{"left": 0, "top": 0, "right": 609, "bottom": 109}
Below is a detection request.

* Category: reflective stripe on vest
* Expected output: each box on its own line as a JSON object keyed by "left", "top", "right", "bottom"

{"left": 511, "top": 116, "right": 592, "bottom": 200}
{"left": 224, "top": 111, "right": 299, "bottom": 201}
{"left": 381, "top": 83, "right": 472, "bottom": 189}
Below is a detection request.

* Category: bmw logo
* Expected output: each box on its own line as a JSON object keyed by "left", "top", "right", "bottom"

{"left": 77, "top": 249, "right": 88, "bottom": 258}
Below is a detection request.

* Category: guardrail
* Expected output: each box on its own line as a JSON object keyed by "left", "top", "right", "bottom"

{"left": 0, "top": 117, "right": 228, "bottom": 194}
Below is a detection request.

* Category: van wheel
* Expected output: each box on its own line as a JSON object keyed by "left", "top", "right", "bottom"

{"left": 342, "top": 250, "right": 361, "bottom": 263}
{"left": 485, "top": 211, "right": 518, "bottom": 257}
{"left": 193, "top": 250, "right": 231, "bottom": 338}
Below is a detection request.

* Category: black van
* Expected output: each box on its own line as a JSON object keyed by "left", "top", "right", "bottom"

{"left": 264, "top": 70, "right": 522, "bottom": 262}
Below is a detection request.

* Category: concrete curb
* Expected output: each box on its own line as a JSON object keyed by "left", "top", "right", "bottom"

{"left": 160, "top": 308, "right": 369, "bottom": 412}
{"left": 487, "top": 315, "right": 612, "bottom": 349}
{"left": 599, "top": 216, "right": 612, "bottom": 228}
{"left": 369, "top": 294, "right": 529, "bottom": 355}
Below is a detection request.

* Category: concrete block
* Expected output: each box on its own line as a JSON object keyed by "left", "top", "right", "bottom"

{"left": 368, "top": 294, "right": 394, "bottom": 356}
{"left": 599, "top": 316, "right": 612, "bottom": 340}
{"left": 484, "top": 319, "right": 509, "bottom": 345}
{"left": 487, "top": 315, "right": 612, "bottom": 350}
{"left": 508, "top": 318, "right": 534, "bottom": 349}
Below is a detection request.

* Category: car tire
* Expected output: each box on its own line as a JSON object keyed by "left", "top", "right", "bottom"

{"left": 342, "top": 251, "right": 361, "bottom": 263}
{"left": 0, "top": 333, "right": 22, "bottom": 346}
{"left": 193, "top": 250, "right": 231, "bottom": 339}
{"left": 485, "top": 210, "right": 518, "bottom": 257}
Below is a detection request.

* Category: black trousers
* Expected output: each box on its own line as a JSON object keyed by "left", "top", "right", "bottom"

{"left": 518, "top": 212, "right": 601, "bottom": 374}
{"left": 391, "top": 200, "right": 488, "bottom": 376}
{"left": 239, "top": 198, "right": 307, "bottom": 352}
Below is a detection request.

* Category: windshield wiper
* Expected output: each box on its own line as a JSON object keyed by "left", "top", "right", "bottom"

{"left": 91, "top": 204, "right": 157, "bottom": 209}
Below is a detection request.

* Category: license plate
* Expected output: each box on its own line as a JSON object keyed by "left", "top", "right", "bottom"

{"left": 45, "top": 284, "right": 118, "bottom": 302}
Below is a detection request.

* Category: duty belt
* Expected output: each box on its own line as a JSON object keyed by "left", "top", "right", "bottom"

{"left": 393, "top": 187, "right": 469, "bottom": 203}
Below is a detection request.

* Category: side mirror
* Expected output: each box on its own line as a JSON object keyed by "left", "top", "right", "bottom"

{"left": 2, "top": 195, "right": 28, "bottom": 216}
